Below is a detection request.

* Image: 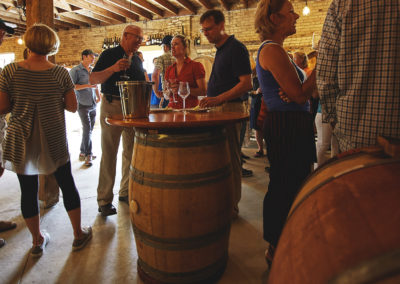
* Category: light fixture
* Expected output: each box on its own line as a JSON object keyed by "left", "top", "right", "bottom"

{"left": 17, "top": 37, "right": 23, "bottom": 45}
{"left": 303, "top": 1, "right": 310, "bottom": 16}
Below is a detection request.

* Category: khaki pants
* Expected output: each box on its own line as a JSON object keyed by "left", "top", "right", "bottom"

{"left": 215, "top": 101, "right": 246, "bottom": 212}
{"left": 97, "top": 99, "right": 135, "bottom": 206}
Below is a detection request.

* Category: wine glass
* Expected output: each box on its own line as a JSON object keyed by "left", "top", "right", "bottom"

{"left": 120, "top": 54, "right": 131, "bottom": 80}
{"left": 312, "top": 32, "right": 320, "bottom": 50}
{"left": 162, "top": 83, "right": 171, "bottom": 107}
{"left": 168, "top": 78, "right": 178, "bottom": 103}
{"left": 178, "top": 81, "right": 190, "bottom": 113}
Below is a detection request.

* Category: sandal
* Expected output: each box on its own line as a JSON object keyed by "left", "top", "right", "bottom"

{"left": 0, "top": 221, "right": 17, "bottom": 232}
{"left": 72, "top": 226, "right": 92, "bottom": 251}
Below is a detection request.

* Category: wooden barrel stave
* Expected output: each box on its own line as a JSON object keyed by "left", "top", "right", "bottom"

{"left": 268, "top": 146, "right": 400, "bottom": 284}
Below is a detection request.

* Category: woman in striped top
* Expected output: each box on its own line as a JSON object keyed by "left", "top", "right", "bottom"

{"left": 0, "top": 24, "right": 92, "bottom": 257}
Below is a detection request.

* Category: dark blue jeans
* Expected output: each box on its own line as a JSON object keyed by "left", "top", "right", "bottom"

{"left": 78, "top": 104, "right": 96, "bottom": 156}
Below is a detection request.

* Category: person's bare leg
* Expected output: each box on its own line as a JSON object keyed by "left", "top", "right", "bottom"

{"left": 24, "top": 215, "right": 43, "bottom": 245}
{"left": 66, "top": 207, "right": 83, "bottom": 239}
{"left": 256, "top": 129, "right": 264, "bottom": 153}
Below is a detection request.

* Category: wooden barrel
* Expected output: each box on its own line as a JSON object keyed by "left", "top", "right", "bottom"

{"left": 268, "top": 137, "right": 400, "bottom": 284}
{"left": 129, "top": 127, "right": 233, "bottom": 284}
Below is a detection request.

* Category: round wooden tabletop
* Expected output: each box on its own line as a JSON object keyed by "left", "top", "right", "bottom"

{"left": 106, "top": 110, "right": 249, "bottom": 129}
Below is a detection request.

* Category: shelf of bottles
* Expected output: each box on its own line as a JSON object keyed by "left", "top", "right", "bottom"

{"left": 102, "top": 28, "right": 202, "bottom": 50}
{"left": 145, "top": 33, "right": 201, "bottom": 46}
{"left": 145, "top": 33, "right": 165, "bottom": 46}
{"left": 102, "top": 35, "right": 121, "bottom": 50}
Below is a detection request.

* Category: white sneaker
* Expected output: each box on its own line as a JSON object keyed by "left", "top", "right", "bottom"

{"left": 31, "top": 232, "right": 50, "bottom": 257}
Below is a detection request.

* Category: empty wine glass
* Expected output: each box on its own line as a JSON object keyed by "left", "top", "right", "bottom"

{"left": 162, "top": 83, "right": 171, "bottom": 107}
{"left": 168, "top": 78, "right": 178, "bottom": 103}
{"left": 178, "top": 81, "right": 190, "bottom": 113}
{"left": 312, "top": 32, "right": 320, "bottom": 50}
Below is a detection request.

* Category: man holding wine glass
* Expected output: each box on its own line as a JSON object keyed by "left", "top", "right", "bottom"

{"left": 89, "top": 25, "right": 145, "bottom": 216}
{"left": 164, "top": 35, "right": 206, "bottom": 110}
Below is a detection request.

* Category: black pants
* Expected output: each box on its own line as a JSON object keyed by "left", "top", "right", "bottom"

{"left": 263, "top": 111, "right": 316, "bottom": 246}
{"left": 17, "top": 161, "right": 81, "bottom": 218}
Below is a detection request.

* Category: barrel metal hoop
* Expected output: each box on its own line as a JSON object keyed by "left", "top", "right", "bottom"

{"left": 132, "top": 223, "right": 231, "bottom": 251}
{"left": 328, "top": 247, "right": 400, "bottom": 284}
{"left": 137, "top": 253, "right": 228, "bottom": 284}
{"left": 288, "top": 158, "right": 400, "bottom": 220}
{"left": 130, "top": 164, "right": 232, "bottom": 189}
{"left": 135, "top": 131, "right": 226, "bottom": 148}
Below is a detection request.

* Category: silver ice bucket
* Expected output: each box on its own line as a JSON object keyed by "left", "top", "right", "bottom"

{"left": 116, "top": 81, "right": 154, "bottom": 119}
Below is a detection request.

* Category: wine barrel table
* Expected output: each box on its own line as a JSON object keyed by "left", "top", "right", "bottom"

{"left": 268, "top": 137, "right": 400, "bottom": 284}
{"left": 106, "top": 110, "right": 248, "bottom": 284}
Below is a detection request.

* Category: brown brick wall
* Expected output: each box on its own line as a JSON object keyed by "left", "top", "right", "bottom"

{"left": 0, "top": 0, "right": 331, "bottom": 66}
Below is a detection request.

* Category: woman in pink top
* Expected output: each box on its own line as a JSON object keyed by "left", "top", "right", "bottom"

{"left": 164, "top": 35, "right": 206, "bottom": 109}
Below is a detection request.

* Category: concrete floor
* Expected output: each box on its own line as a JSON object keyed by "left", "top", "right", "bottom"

{"left": 0, "top": 109, "right": 271, "bottom": 284}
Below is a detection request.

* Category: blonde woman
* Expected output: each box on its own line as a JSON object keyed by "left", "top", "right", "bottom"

{"left": 164, "top": 35, "right": 206, "bottom": 109}
{"left": 0, "top": 24, "right": 92, "bottom": 257}
{"left": 254, "top": 0, "right": 317, "bottom": 265}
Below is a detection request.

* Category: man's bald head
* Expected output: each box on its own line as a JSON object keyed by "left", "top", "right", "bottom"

{"left": 120, "top": 25, "right": 143, "bottom": 55}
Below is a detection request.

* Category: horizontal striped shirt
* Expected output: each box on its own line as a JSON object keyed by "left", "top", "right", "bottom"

{"left": 0, "top": 63, "right": 74, "bottom": 174}
{"left": 316, "top": 0, "right": 400, "bottom": 151}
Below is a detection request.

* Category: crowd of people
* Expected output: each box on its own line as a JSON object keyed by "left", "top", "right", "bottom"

{"left": 0, "top": 0, "right": 399, "bottom": 271}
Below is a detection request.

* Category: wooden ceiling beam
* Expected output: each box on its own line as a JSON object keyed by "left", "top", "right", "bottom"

{"left": 110, "top": 0, "right": 163, "bottom": 17}
{"left": 0, "top": 12, "right": 25, "bottom": 26}
{"left": 0, "top": 0, "right": 15, "bottom": 6}
{"left": 84, "top": 0, "right": 140, "bottom": 21}
{"left": 55, "top": 7, "right": 70, "bottom": 13}
{"left": 196, "top": 0, "right": 213, "bottom": 9}
{"left": 75, "top": 9, "right": 123, "bottom": 25}
{"left": 59, "top": 11, "right": 102, "bottom": 26}
{"left": 58, "top": 15, "right": 90, "bottom": 27}
{"left": 105, "top": 0, "right": 154, "bottom": 19}
{"left": 152, "top": 0, "right": 178, "bottom": 15}
{"left": 175, "top": 0, "right": 196, "bottom": 14}
{"left": 63, "top": 0, "right": 127, "bottom": 23}
{"left": 53, "top": 0, "right": 72, "bottom": 11}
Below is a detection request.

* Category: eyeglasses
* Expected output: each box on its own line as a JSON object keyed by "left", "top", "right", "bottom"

{"left": 199, "top": 24, "right": 216, "bottom": 34}
{"left": 125, "top": 32, "right": 144, "bottom": 42}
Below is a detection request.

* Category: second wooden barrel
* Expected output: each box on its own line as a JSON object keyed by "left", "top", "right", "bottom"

{"left": 129, "top": 128, "right": 233, "bottom": 284}
{"left": 268, "top": 140, "right": 400, "bottom": 284}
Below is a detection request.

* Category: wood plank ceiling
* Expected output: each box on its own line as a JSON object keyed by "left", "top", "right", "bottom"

{"left": 0, "top": 0, "right": 251, "bottom": 36}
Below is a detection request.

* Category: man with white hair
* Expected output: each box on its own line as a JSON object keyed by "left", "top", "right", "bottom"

{"left": 90, "top": 25, "right": 145, "bottom": 216}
